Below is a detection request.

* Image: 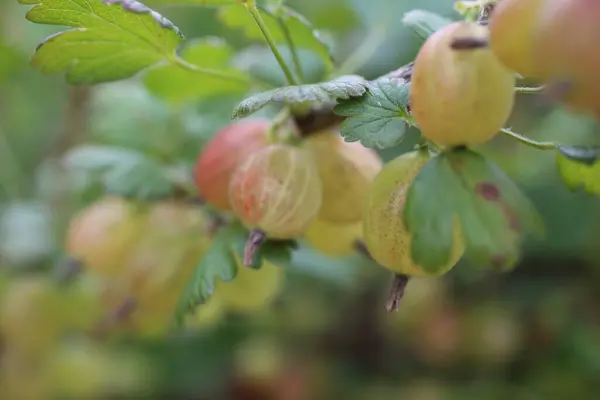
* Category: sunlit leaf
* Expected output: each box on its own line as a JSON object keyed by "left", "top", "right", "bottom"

{"left": 557, "top": 145, "right": 600, "bottom": 196}
{"left": 17, "top": 0, "right": 183, "bottom": 84}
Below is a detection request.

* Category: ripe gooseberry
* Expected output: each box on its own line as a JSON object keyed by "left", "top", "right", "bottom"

{"left": 214, "top": 252, "right": 284, "bottom": 313}
{"left": 0, "top": 277, "right": 65, "bottom": 354}
{"left": 531, "top": 0, "right": 600, "bottom": 114}
{"left": 194, "top": 119, "right": 271, "bottom": 211}
{"left": 123, "top": 201, "right": 212, "bottom": 304}
{"left": 229, "top": 144, "right": 322, "bottom": 239}
{"left": 65, "top": 197, "right": 147, "bottom": 276}
{"left": 363, "top": 150, "right": 464, "bottom": 277}
{"left": 489, "top": 0, "right": 546, "bottom": 79}
{"left": 410, "top": 21, "right": 515, "bottom": 147}
{"left": 305, "top": 129, "right": 382, "bottom": 223}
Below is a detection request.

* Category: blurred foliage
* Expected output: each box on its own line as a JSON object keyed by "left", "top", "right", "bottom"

{"left": 2, "top": 0, "right": 600, "bottom": 399}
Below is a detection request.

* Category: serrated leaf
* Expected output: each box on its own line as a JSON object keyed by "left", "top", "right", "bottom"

{"left": 404, "top": 148, "right": 544, "bottom": 272}
{"left": 219, "top": 4, "right": 334, "bottom": 71}
{"left": 334, "top": 78, "right": 411, "bottom": 149}
{"left": 557, "top": 146, "right": 600, "bottom": 195}
{"left": 174, "top": 222, "right": 245, "bottom": 324}
{"left": 232, "top": 74, "right": 368, "bottom": 119}
{"left": 143, "top": 37, "right": 250, "bottom": 104}
{"left": 402, "top": 9, "right": 453, "bottom": 41}
{"left": 18, "top": 0, "right": 184, "bottom": 84}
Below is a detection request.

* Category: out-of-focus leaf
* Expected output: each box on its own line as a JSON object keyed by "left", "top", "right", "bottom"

{"left": 557, "top": 146, "right": 600, "bottom": 196}
{"left": 334, "top": 78, "right": 411, "bottom": 149}
{"left": 219, "top": 4, "right": 334, "bottom": 71}
{"left": 404, "top": 148, "right": 544, "bottom": 272}
{"left": 0, "top": 41, "right": 25, "bottom": 83}
{"left": 63, "top": 145, "right": 174, "bottom": 200}
{"left": 235, "top": 46, "right": 327, "bottom": 87}
{"left": 402, "top": 9, "right": 453, "bottom": 41}
{"left": 232, "top": 74, "right": 368, "bottom": 119}
{"left": 143, "top": 37, "right": 250, "bottom": 105}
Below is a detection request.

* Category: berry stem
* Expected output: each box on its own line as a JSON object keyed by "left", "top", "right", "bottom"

{"left": 515, "top": 86, "right": 545, "bottom": 94}
{"left": 354, "top": 240, "right": 373, "bottom": 259}
{"left": 245, "top": 1, "right": 299, "bottom": 86}
{"left": 386, "top": 274, "right": 410, "bottom": 312}
{"left": 268, "top": 108, "right": 292, "bottom": 144}
{"left": 500, "top": 127, "right": 557, "bottom": 150}
{"left": 171, "top": 54, "right": 253, "bottom": 86}
{"left": 244, "top": 229, "right": 267, "bottom": 267}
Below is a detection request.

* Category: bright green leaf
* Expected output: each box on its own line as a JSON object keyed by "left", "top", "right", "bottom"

{"left": 334, "top": 78, "right": 411, "bottom": 149}
{"left": 219, "top": 4, "right": 334, "bottom": 71}
{"left": 404, "top": 148, "right": 544, "bottom": 272}
{"left": 557, "top": 146, "right": 600, "bottom": 196}
{"left": 402, "top": 9, "right": 453, "bottom": 41}
{"left": 232, "top": 74, "right": 368, "bottom": 119}
{"left": 145, "top": 0, "right": 239, "bottom": 6}
{"left": 143, "top": 37, "right": 250, "bottom": 104}
{"left": 17, "top": 0, "right": 184, "bottom": 84}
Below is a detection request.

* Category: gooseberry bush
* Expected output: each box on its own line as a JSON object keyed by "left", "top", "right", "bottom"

{"left": 5, "top": 0, "right": 600, "bottom": 395}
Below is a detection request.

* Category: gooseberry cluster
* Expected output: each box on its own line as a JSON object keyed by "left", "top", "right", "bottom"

{"left": 194, "top": 119, "right": 382, "bottom": 262}
{"left": 490, "top": 0, "right": 600, "bottom": 116}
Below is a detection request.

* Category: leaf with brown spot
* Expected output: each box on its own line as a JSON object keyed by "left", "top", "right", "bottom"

{"left": 405, "top": 148, "right": 544, "bottom": 271}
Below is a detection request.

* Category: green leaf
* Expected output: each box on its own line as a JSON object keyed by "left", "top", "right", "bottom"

{"left": 557, "top": 146, "right": 600, "bottom": 195}
{"left": 143, "top": 37, "right": 250, "bottom": 104}
{"left": 219, "top": 4, "right": 334, "bottom": 71}
{"left": 334, "top": 78, "right": 411, "bottom": 149}
{"left": 145, "top": 0, "right": 238, "bottom": 6}
{"left": 232, "top": 74, "right": 368, "bottom": 119}
{"left": 402, "top": 9, "right": 453, "bottom": 41}
{"left": 63, "top": 145, "right": 174, "bottom": 200}
{"left": 0, "top": 41, "right": 25, "bottom": 83}
{"left": 256, "top": 239, "right": 296, "bottom": 268}
{"left": 404, "top": 148, "right": 544, "bottom": 272}
{"left": 18, "top": 0, "right": 184, "bottom": 84}
{"left": 175, "top": 222, "right": 246, "bottom": 324}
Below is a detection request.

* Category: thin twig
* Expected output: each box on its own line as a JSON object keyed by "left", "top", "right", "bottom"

{"left": 277, "top": 16, "right": 303, "bottom": 83}
{"left": 245, "top": 1, "right": 298, "bottom": 86}
{"left": 172, "top": 54, "right": 252, "bottom": 85}
{"left": 500, "top": 127, "right": 557, "bottom": 150}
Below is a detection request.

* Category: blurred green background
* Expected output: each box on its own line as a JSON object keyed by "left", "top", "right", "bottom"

{"left": 2, "top": 0, "right": 600, "bottom": 399}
